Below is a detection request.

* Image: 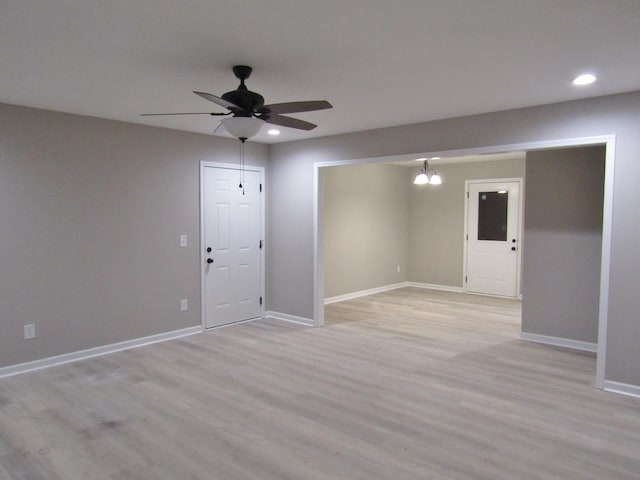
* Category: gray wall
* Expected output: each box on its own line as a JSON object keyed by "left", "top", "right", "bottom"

{"left": 323, "top": 163, "right": 408, "bottom": 298}
{"left": 0, "top": 103, "right": 267, "bottom": 367}
{"left": 522, "top": 147, "right": 605, "bottom": 344}
{"left": 409, "top": 159, "right": 525, "bottom": 287}
{"left": 268, "top": 91, "right": 640, "bottom": 387}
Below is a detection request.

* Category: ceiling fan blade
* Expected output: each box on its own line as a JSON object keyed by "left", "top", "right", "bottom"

{"left": 263, "top": 114, "right": 317, "bottom": 131}
{"left": 140, "top": 112, "right": 228, "bottom": 116}
{"left": 263, "top": 100, "right": 332, "bottom": 115}
{"left": 194, "top": 91, "right": 240, "bottom": 110}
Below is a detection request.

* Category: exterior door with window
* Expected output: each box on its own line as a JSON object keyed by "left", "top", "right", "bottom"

{"left": 466, "top": 180, "right": 521, "bottom": 297}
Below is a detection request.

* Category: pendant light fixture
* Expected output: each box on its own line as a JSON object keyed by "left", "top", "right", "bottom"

{"left": 413, "top": 159, "right": 442, "bottom": 185}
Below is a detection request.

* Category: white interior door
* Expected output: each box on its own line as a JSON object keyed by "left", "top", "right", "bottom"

{"left": 466, "top": 180, "right": 521, "bottom": 297}
{"left": 203, "top": 166, "right": 263, "bottom": 328}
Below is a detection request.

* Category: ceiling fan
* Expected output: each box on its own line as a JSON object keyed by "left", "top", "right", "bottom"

{"left": 142, "top": 65, "right": 332, "bottom": 136}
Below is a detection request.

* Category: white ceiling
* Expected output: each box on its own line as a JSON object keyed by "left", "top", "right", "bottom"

{"left": 1, "top": 0, "right": 639, "bottom": 144}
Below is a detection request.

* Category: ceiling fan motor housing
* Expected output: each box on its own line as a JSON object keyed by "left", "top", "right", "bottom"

{"left": 220, "top": 65, "right": 265, "bottom": 116}
{"left": 221, "top": 89, "right": 265, "bottom": 116}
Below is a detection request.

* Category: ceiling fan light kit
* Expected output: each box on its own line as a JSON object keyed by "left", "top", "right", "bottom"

{"left": 221, "top": 117, "right": 263, "bottom": 140}
{"left": 142, "top": 65, "right": 332, "bottom": 140}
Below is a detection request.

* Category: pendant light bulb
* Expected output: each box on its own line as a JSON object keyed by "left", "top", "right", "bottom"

{"left": 429, "top": 172, "right": 442, "bottom": 185}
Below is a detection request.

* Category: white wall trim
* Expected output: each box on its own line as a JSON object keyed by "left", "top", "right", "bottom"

{"left": 407, "top": 282, "right": 464, "bottom": 293}
{"left": 603, "top": 380, "right": 640, "bottom": 399}
{"left": 265, "top": 311, "right": 314, "bottom": 327}
{"left": 595, "top": 137, "right": 615, "bottom": 389}
{"left": 0, "top": 326, "right": 202, "bottom": 379}
{"left": 324, "top": 282, "right": 464, "bottom": 305}
{"left": 324, "top": 282, "right": 409, "bottom": 305}
{"left": 520, "top": 332, "right": 597, "bottom": 353}
{"left": 313, "top": 163, "right": 325, "bottom": 327}
{"left": 313, "top": 134, "right": 615, "bottom": 392}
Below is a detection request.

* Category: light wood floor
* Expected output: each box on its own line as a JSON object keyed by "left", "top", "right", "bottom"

{"left": 1, "top": 288, "right": 639, "bottom": 479}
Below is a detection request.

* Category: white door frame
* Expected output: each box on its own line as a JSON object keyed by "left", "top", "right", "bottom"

{"left": 200, "top": 161, "right": 266, "bottom": 330}
{"left": 463, "top": 177, "right": 524, "bottom": 298}
{"left": 314, "top": 135, "right": 615, "bottom": 390}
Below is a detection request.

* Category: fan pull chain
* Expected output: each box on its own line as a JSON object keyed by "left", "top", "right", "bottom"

{"left": 238, "top": 138, "right": 246, "bottom": 195}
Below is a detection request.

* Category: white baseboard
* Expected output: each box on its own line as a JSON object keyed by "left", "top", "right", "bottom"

{"left": 0, "top": 325, "right": 203, "bottom": 379}
{"left": 519, "top": 332, "right": 597, "bottom": 353}
{"left": 603, "top": 380, "right": 640, "bottom": 399}
{"left": 265, "top": 311, "right": 314, "bottom": 327}
{"left": 406, "top": 282, "right": 464, "bottom": 293}
{"left": 324, "top": 282, "right": 467, "bottom": 305}
{"left": 324, "top": 282, "right": 409, "bottom": 305}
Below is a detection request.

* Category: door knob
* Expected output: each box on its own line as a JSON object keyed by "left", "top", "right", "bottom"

{"left": 511, "top": 247, "right": 516, "bottom": 251}
{"left": 207, "top": 258, "right": 214, "bottom": 264}
{"left": 207, "top": 247, "right": 212, "bottom": 253}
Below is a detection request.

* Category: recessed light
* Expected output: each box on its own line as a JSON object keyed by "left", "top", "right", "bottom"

{"left": 430, "top": 157, "right": 441, "bottom": 160}
{"left": 415, "top": 157, "right": 427, "bottom": 162}
{"left": 572, "top": 73, "right": 596, "bottom": 86}
{"left": 267, "top": 129, "right": 280, "bottom": 136}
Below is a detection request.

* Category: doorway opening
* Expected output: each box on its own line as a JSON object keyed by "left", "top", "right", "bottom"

{"left": 314, "top": 135, "right": 615, "bottom": 389}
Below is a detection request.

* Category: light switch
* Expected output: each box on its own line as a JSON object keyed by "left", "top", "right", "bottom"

{"left": 179, "top": 234, "right": 188, "bottom": 247}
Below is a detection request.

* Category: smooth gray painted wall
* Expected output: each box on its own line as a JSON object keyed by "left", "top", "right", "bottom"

{"left": 323, "top": 163, "right": 408, "bottom": 298}
{"left": 522, "top": 147, "right": 605, "bottom": 344}
{"left": 409, "top": 159, "right": 525, "bottom": 287}
{"left": 0, "top": 103, "right": 267, "bottom": 367}
{"left": 268, "top": 91, "right": 640, "bottom": 386}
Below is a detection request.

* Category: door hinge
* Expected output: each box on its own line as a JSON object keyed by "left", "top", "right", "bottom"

{"left": 466, "top": 234, "right": 468, "bottom": 241}
{"left": 260, "top": 183, "right": 262, "bottom": 193}
{"left": 466, "top": 191, "right": 469, "bottom": 199}
{"left": 259, "top": 240, "right": 263, "bottom": 249}
{"left": 259, "top": 296, "right": 263, "bottom": 305}
{"left": 465, "top": 276, "right": 468, "bottom": 283}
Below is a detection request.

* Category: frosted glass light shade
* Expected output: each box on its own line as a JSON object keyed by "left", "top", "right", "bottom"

{"left": 221, "top": 117, "right": 263, "bottom": 139}
{"left": 413, "top": 173, "right": 429, "bottom": 185}
{"left": 429, "top": 173, "right": 442, "bottom": 185}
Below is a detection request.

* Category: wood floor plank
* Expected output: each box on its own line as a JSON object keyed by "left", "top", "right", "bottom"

{"left": 1, "top": 288, "right": 639, "bottom": 479}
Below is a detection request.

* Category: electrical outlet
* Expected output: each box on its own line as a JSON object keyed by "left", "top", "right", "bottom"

{"left": 179, "top": 234, "right": 188, "bottom": 247}
{"left": 397, "top": 265, "right": 401, "bottom": 273}
{"left": 180, "top": 299, "right": 188, "bottom": 311}
{"left": 24, "top": 324, "right": 35, "bottom": 340}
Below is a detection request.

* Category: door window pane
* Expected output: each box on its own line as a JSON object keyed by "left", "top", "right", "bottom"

{"left": 478, "top": 191, "right": 508, "bottom": 241}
